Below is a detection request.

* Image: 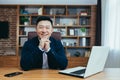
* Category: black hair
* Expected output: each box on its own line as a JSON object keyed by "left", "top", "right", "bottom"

{"left": 36, "top": 16, "right": 53, "bottom": 26}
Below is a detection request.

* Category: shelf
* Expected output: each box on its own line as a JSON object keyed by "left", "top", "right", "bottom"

{"left": 18, "top": 5, "right": 96, "bottom": 49}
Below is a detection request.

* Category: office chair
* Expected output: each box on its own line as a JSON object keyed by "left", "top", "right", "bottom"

{"left": 28, "top": 31, "right": 61, "bottom": 40}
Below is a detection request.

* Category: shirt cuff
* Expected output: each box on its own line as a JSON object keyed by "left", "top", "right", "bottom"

{"left": 38, "top": 46, "right": 44, "bottom": 51}
{"left": 45, "top": 47, "right": 51, "bottom": 52}
{"left": 38, "top": 46, "right": 50, "bottom": 52}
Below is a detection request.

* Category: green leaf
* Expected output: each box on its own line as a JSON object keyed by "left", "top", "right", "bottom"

{"left": 21, "top": 16, "right": 29, "bottom": 22}
{"left": 80, "top": 27, "right": 86, "bottom": 32}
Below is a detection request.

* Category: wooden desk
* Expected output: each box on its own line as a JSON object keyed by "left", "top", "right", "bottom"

{"left": 0, "top": 67, "right": 120, "bottom": 80}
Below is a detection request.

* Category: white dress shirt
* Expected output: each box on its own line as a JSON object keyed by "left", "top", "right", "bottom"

{"left": 38, "top": 46, "right": 50, "bottom": 69}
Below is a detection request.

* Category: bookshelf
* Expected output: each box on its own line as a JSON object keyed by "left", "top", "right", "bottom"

{"left": 16, "top": 5, "right": 96, "bottom": 68}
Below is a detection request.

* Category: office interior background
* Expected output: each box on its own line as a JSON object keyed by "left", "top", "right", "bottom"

{"left": 0, "top": 0, "right": 120, "bottom": 68}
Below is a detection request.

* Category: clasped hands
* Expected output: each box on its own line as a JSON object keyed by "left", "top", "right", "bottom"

{"left": 39, "top": 38, "right": 51, "bottom": 51}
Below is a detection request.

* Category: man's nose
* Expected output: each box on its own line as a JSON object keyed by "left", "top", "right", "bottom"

{"left": 42, "top": 27, "right": 47, "bottom": 32}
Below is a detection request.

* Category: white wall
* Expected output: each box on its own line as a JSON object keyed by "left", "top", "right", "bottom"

{"left": 102, "top": 0, "right": 120, "bottom": 68}
{"left": 0, "top": 0, "right": 97, "bottom": 5}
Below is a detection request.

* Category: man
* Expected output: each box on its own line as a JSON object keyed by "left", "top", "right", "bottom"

{"left": 20, "top": 16, "right": 68, "bottom": 71}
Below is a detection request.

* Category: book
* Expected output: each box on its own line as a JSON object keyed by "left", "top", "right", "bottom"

{"left": 69, "top": 29, "right": 74, "bottom": 36}
{"left": 20, "top": 38, "right": 28, "bottom": 46}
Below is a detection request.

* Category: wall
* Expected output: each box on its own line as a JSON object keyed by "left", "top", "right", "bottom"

{"left": 0, "top": 0, "right": 97, "bottom": 5}
{"left": 102, "top": 0, "right": 120, "bottom": 68}
{"left": 0, "top": 6, "right": 17, "bottom": 55}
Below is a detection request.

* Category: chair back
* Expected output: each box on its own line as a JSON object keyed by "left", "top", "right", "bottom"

{"left": 28, "top": 32, "right": 61, "bottom": 40}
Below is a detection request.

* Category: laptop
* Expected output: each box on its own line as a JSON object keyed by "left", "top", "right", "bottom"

{"left": 59, "top": 46, "right": 109, "bottom": 78}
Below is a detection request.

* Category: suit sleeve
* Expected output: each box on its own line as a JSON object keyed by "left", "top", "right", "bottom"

{"left": 20, "top": 41, "right": 43, "bottom": 71}
{"left": 47, "top": 40, "right": 68, "bottom": 70}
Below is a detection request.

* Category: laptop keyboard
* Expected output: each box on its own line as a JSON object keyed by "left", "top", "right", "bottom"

{"left": 71, "top": 69, "right": 86, "bottom": 74}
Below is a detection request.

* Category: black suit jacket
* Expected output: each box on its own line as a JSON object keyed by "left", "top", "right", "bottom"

{"left": 20, "top": 36, "right": 68, "bottom": 71}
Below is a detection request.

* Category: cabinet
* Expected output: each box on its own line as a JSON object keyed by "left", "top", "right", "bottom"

{"left": 17, "top": 5, "right": 96, "bottom": 68}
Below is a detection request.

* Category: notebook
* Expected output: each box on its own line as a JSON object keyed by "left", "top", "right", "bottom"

{"left": 59, "top": 46, "right": 109, "bottom": 78}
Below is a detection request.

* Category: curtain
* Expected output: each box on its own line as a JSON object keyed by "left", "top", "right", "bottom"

{"left": 102, "top": 0, "right": 120, "bottom": 68}
{"left": 95, "top": 0, "right": 101, "bottom": 46}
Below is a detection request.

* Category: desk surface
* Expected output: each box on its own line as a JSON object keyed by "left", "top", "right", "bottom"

{"left": 0, "top": 67, "right": 120, "bottom": 80}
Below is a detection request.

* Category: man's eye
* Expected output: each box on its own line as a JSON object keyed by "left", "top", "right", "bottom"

{"left": 37, "top": 25, "right": 51, "bottom": 29}
{"left": 38, "top": 26, "right": 43, "bottom": 29}
{"left": 46, "top": 27, "right": 50, "bottom": 29}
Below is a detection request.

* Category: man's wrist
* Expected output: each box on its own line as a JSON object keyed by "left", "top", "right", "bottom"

{"left": 38, "top": 46, "right": 44, "bottom": 51}
{"left": 45, "top": 47, "right": 51, "bottom": 52}
{"left": 38, "top": 46, "right": 50, "bottom": 52}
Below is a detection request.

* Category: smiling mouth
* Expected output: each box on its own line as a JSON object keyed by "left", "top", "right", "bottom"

{"left": 41, "top": 34, "right": 48, "bottom": 36}
{"left": 41, "top": 33, "right": 49, "bottom": 38}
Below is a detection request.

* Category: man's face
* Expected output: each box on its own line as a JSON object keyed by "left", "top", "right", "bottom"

{"left": 36, "top": 20, "right": 53, "bottom": 39}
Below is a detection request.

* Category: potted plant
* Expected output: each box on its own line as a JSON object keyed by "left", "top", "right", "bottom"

{"left": 80, "top": 27, "right": 86, "bottom": 46}
{"left": 80, "top": 27, "right": 86, "bottom": 36}
{"left": 21, "top": 16, "right": 29, "bottom": 25}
